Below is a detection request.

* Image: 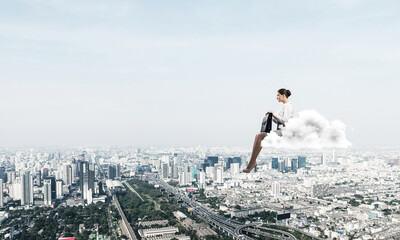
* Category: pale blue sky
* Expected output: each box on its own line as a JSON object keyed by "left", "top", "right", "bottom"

{"left": 1, "top": 0, "right": 399, "bottom": 147}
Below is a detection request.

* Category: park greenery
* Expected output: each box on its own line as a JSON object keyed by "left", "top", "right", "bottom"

{"left": 4, "top": 201, "right": 110, "bottom": 240}
{"left": 117, "top": 178, "right": 234, "bottom": 239}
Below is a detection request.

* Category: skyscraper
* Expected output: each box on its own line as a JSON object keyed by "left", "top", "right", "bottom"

{"left": 80, "top": 161, "right": 89, "bottom": 199}
{"left": 230, "top": 163, "right": 240, "bottom": 174}
{"left": 271, "top": 182, "right": 280, "bottom": 197}
{"left": 272, "top": 158, "right": 279, "bottom": 169}
{"left": 44, "top": 176, "right": 56, "bottom": 200}
{"left": 171, "top": 163, "right": 178, "bottom": 179}
{"left": 0, "top": 179, "right": 3, "bottom": 207}
{"left": 0, "top": 167, "right": 6, "bottom": 182}
{"left": 162, "top": 163, "right": 169, "bottom": 179}
{"left": 63, "top": 164, "right": 72, "bottom": 185}
{"left": 298, "top": 156, "right": 307, "bottom": 168}
{"left": 278, "top": 161, "right": 285, "bottom": 172}
{"left": 178, "top": 172, "right": 187, "bottom": 186}
{"left": 43, "top": 179, "right": 52, "bottom": 206}
{"left": 35, "top": 171, "right": 41, "bottom": 186}
{"left": 42, "top": 168, "right": 49, "bottom": 178}
{"left": 291, "top": 158, "right": 298, "bottom": 172}
{"left": 216, "top": 166, "right": 224, "bottom": 184}
{"left": 199, "top": 171, "right": 206, "bottom": 188}
{"left": 56, "top": 180, "right": 63, "bottom": 199}
{"left": 108, "top": 165, "right": 116, "bottom": 180}
{"left": 21, "top": 171, "right": 34, "bottom": 206}
{"left": 116, "top": 164, "right": 121, "bottom": 178}
{"left": 226, "top": 157, "right": 242, "bottom": 170}
{"left": 206, "top": 156, "right": 218, "bottom": 167}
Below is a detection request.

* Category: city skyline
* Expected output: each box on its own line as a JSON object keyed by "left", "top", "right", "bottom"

{"left": 1, "top": 1, "right": 400, "bottom": 147}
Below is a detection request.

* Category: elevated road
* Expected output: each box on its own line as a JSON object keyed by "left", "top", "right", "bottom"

{"left": 143, "top": 173, "right": 323, "bottom": 240}
{"left": 112, "top": 194, "right": 138, "bottom": 240}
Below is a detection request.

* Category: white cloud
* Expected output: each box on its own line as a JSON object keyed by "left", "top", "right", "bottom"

{"left": 262, "top": 110, "right": 352, "bottom": 149}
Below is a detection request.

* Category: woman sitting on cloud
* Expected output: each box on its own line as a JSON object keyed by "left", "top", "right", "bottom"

{"left": 243, "top": 88, "right": 352, "bottom": 173}
{"left": 243, "top": 88, "right": 294, "bottom": 173}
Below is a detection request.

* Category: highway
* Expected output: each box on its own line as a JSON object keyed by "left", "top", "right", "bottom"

{"left": 112, "top": 194, "right": 138, "bottom": 240}
{"left": 143, "top": 173, "right": 324, "bottom": 240}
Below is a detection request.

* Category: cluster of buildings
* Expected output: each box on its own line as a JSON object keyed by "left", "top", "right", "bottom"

{"left": 0, "top": 150, "right": 122, "bottom": 209}
{"left": 1, "top": 146, "right": 400, "bottom": 239}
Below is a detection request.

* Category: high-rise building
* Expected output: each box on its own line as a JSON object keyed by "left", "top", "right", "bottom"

{"left": 0, "top": 167, "right": 6, "bottom": 182}
{"left": 230, "top": 163, "right": 240, "bottom": 174}
{"left": 44, "top": 176, "right": 56, "bottom": 200}
{"left": 216, "top": 166, "right": 224, "bottom": 184}
{"left": 291, "top": 158, "right": 298, "bottom": 172}
{"left": 332, "top": 150, "right": 337, "bottom": 163}
{"left": 63, "top": 165, "right": 72, "bottom": 185}
{"left": 35, "top": 171, "right": 41, "bottom": 186}
{"left": 80, "top": 161, "right": 89, "bottom": 199}
{"left": 271, "top": 181, "right": 280, "bottom": 197}
{"left": 56, "top": 180, "right": 63, "bottom": 199}
{"left": 226, "top": 157, "right": 242, "bottom": 170}
{"left": 7, "top": 171, "right": 16, "bottom": 184}
{"left": 278, "top": 161, "right": 285, "bottom": 172}
{"left": 108, "top": 165, "right": 116, "bottom": 180}
{"left": 206, "top": 156, "right": 218, "bottom": 167}
{"left": 43, "top": 179, "right": 52, "bottom": 206}
{"left": 205, "top": 166, "right": 214, "bottom": 179}
{"left": 0, "top": 179, "right": 3, "bottom": 207}
{"left": 162, "top": 163, "right": 169, "bottom": 179}
{"left": 186, "top": 165, "right": 192, "bottom": 184}
{"left": 171, "top": 163, "right": 178, "bottom": 179}
{"left": 272, "top": 158, "right": 279, "bottom": 169}
{"left": 298, "top": 156, "right": 307, "bottom": 168}
{"left": 88, "top": 164, "right": 95, "bottom": 192}
{"left": 42, "top": 168, "right": 49, "bottom": 178}
{"left": 116, "top": 164, "right": 121, "bottom": 178}
{"left": 199, "top": 171, "right": 206, "bottom": 188}
{"left": 21, "top": 171, "right": 34, "bottom": 206}
{"left": 178, "top": 172, "right": 187, "bottom": 186}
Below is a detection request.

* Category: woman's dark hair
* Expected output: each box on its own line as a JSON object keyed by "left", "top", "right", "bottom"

{"left": 278, "top": 88, "right": 291, "bottom": 98}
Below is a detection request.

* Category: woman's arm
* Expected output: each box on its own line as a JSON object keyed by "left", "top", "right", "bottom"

{"left": 272, "top": 104, "right": 293, "bottom": 124}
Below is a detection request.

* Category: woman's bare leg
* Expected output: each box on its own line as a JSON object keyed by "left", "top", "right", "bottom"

{"left": 249, "top": 132, "right": 265, "bottom": 164}
{"left": 244, "top": 133, "right": 265, "bottom": 171}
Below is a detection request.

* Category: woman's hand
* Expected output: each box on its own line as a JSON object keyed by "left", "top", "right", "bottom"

{"left": 266, "top": 111, "right": 274, "bottom": 115}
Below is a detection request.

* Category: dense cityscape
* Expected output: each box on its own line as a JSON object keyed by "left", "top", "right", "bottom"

{"left": 0, "top": 146, "right": 399, "bottom": 240}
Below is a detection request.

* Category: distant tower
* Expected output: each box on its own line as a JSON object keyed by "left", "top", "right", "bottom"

{"left": 21, "top": 171, "right": 34, "bottom": 206}
{"left": 199, "top": 171, "right": 206, "bottom": 188}
{"left": 321, "top": 153, "right": 326, "bottom": 165}
{"left": 63, "top": 165, "right": 72, "bottom": 185}
{"left": 0, "top": 179, "right": 3, "bottom": 207}
{"left": 271, "top": 158, "right": 279, "bottom": 169}
{"left": 230, "top": 163, "right": 240, "bottom": 174}
{"left": 35, "top": 171, "right": 41, "bottom": 186}
{"left": 108, "top": 165, "right": 116, "bottom": 180}
{"left": 291, "top": 158, "right": 298, "bottom": 172}
{"left": 178, "top": 172, "right": 187, "bottom": 186}
{"left": 42, "top": 168, "right": 49, "bottom": 178}
{"left": 43, "top": 179, "right": 52, "bottom": 206}
{"left": 44, "top": 176, "right": 56, "bottom": 200}
{"left": 80, "top": 161, "right": 90, "bottom": 200}
{"left": 56, "top": 180, "right": 63, "bottom": 199}
{"left": 216, "top": 166, "right": 224, "bottom": 184}
{"left": 298, "top": 156, "right": 307, "bottom": 168}
{"left": 0, "top": 167, "right": 6, "bottom": 182}
{"left": 271, "top": 182, "right": 280, "bottom": 197}
{"left": 162, "top": 163, "right": 169, "bottom": 179}
{"left": 116, "top": 164, "right": 121, "bottom": 178}
{"left": 332, "top": 150, "right": 337, "bottom": 163}
{"left": 278, "top": 160, "right": 285, "bottom": 172}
